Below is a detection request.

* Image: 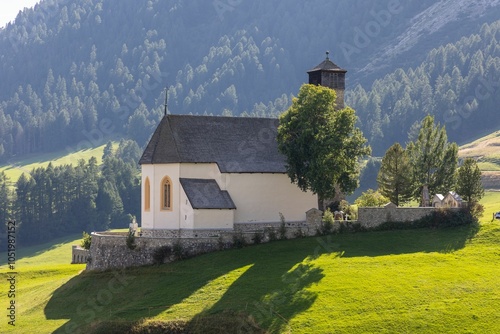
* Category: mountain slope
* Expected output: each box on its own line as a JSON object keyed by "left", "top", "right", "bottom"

{"left": 1, "top": 0, "right": 500, "bottom": 161}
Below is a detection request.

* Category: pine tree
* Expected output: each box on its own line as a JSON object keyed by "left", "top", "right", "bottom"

{"left": 0, "top": 172, "right": 11, "bottom": 224}
{"left": 377, "top": 143, "right": 413, "bottom": 206}
{"left": 456, "top": 158, "right": 484, "bottom": 203}
{"left": 406, "top": 115, "right": 458, "bottom": 204}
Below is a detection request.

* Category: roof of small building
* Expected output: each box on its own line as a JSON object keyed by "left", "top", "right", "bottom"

{"left": 139, "top": 114, "right": 287, "bottom": 173}
{"left": 434, "top": 194, "right": 444, "bottom": 201}
{"left": 180, "top": 178, "right": 236, "bottom": 209}
{"left": 447, "top": 191, "right": 463, "bottom": 202}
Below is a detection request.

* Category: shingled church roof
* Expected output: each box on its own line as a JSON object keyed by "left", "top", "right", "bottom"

{"left": 139, "top": 114, "right": 287, "bottom": 173}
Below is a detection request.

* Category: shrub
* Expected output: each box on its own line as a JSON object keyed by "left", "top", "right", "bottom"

{"left": 173, "top": 240, "right": 188, "bottom": 260}
{"left": 126, "top": 230, "right": 137, "bottom": 250}
{"left": 81, "top": 232, "right": 92, "bottom": 250}
{"left": 294, "top": 227, "right": 306, "bottom": 238}
{"left": 468, "top": 202, "right": 484, "bottom": 220}
{"left": 279, "top": 212, "right": 287, "bottom": 240}
{"left": 319, "top": 209, "right": 334, "bottom": 235}
{"left": 354, "top": 189, "right": 390, "bottom": 207}
{"left": 232, "top": 232, "right": 247, "bottom": 248}
{"left": 217, "top": 235, "right": 226, "bottom": 250}
{"left": 375, "top": 208, "right": 476, "bottom": 231}
{"left": 152, "top": 245, "right": 172, "bottom": 265}
{"left": 266, "top": 227, "right": 278, "bottom": 242}
{"left": 252, "top": 231, "right": 264, "bottom": 244}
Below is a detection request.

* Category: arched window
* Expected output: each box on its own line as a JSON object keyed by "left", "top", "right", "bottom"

{"left": 144, "top": 177, "right": 151, "bottom": 211}
{"left": 161, "top": 176, "right": 173, "bottom": 211}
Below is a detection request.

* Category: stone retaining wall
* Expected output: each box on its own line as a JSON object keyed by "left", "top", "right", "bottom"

{"left": 88, "top": 206, "right": 453, "bottom": 271}
{"left": 87, "top": 218, "right": 324, "bottom": 271}
{"left": 357, "top": 206, "right": 440, "bottom": 229}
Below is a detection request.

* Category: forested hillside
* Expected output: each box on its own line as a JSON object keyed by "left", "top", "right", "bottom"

{"left": 1, "top": 0, "right": 500, "bottom": 162}
{"left": 0, "top": 140, "right": 141, "bottom": 244}
{"left": 349, "top": 21, "right": 500, "bottom": 155}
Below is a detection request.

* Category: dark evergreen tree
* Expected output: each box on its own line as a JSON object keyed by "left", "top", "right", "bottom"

{"left": 0, "top": 171, "right": 12, "bottom": 224}
{"left": 456, "top": 158, "right": 484, "bottom": 203}
{"left": 377, "top": 143, "right": 413, "bottom": 206}
{"left": 406, "top": 116, "right": 458, "bottom": 204}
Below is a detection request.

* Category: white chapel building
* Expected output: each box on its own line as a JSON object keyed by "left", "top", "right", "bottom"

{"left": 138, "top": 54, "right": 346, "bottom": 236}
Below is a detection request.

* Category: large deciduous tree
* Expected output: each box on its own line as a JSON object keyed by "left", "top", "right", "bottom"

{"left": 456, "top": 158, "right": 484, "bottom": 203}
{"left": 406, "top": 115, "right": 458, "bottom": 204}
{"left": 377, "top": 143, "right": 413, "bottom": 206}
{"left": 277, "top": 84, "right": 371, "bottom": 207}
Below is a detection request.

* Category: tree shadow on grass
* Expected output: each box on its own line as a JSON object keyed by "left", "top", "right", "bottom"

{"left": 44, "top": 224, "right": 479, "bottom": 333}
{"left": 44, "top": 239, "right": 325, "bottom": 334}
{"left": 323, "top": 223, "right": 480, "bottom": 258}
{"left": 186, "top": 261, "right": 324, "bottom": 333}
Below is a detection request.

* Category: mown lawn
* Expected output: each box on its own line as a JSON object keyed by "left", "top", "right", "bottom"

{"left": 1, "top": 193, "right": 500, "bottom": 334}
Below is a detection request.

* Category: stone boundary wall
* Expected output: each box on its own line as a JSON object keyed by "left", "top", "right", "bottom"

{"left": 88, "top": 218, "right": 324, "bottom": 271}
{"left": 88, "top": 206, "right": 454, "bottom": 271}
{"left": 358, "top": 206, "right": 445, "bottom": 229}
{"left": 71, "top": 246, "right": 90, "bottom": 264}
{"left": 87, "top": 233, "right": 224, "bottom": 271}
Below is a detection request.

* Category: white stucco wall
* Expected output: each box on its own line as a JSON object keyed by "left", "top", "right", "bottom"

{"left": 225, "top": 173, "right": 317, "bottom": 223}
{"left": 142, "top": 163, "right": 316, "bottom": 230}
{"left": 141, "top": 164, "right": 181, "bottom": 230}
{"left": 179, "top": 187, "right": 194, "bottom": 229}
{"left": 179, "top": 163, "right": 228, "bottom": 190}
{"left": 193, "top": 209, "right": 234, "bottom": 229}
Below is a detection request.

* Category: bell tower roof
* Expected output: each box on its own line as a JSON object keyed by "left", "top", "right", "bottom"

{"left": 307, "top": 51, "right": 347, "bottom": 73}
{"left": 307, "top": 51, "right": 346, "bottom": 109}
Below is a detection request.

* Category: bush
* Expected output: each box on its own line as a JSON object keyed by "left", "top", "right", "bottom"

{"left": 468, "top": 202, "right": 484, "bottom": 220}
{"left": 152, "top": 245, "right": 172, "bottom": 265}
{"left": 217, "top": 235, "right": 226, "bottom": 250}
{"left": 266, "top": 227, "right": 278, "bottom": 242}
{"left": 173, "top": 240, "right": 188, "bottom": 260}
{"left": 294, "top": 227, "right": 306, "bottom": 238}
{"left": 232, "top": 232, "right": 247, "bottom": 248}
{"left": 279, "top": 212, "right": 287, "bottom": 240}
{"left": 252, "top": 231, "right": 264, "bottom": 244}
{"left": 318, "top": 209, "right": 334, "bottom": 235}
{"left": 81, "top": 232, "right": 92, "bottom": 250}
{"left": 375, "top": 208, "right": 477, "bottom": 231}
{"left": 126, "top": 230, "right": 137, "bottom": 250}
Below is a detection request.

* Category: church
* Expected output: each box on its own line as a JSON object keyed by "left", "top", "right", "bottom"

{"left": 138, "top": 54, "right": 347, "bottom": 236}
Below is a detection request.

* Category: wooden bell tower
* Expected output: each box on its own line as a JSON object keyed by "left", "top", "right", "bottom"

{"left": 307, "top": 51, "right": 347, "bottom": 109}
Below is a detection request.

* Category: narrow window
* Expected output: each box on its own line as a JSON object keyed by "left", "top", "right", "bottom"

{"left": 161, "top": 176, "right": 173, "bottom": 211}
{"left": 144, "top": 177, "right": 151, "bottom": 211}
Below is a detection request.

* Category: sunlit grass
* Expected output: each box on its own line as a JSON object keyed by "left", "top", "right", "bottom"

{"left": 0, "top": 194, "right": 499, "bottom": 333}
{"left": 0, "top": 142, "right": 118, "bottom": 185}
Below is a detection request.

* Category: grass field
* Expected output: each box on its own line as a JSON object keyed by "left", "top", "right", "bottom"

{"left": 1, "top": 193, "right": 500, "bottom": 333}
{"left": 0, "top": 142, "right": 117, "bottom": 186}
{"left": 459, "top": 130, "right": 500, "bottom": 189}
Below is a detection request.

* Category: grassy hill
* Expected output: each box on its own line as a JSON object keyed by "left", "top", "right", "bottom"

{"left": 1, "top": 194, "right": 500, "bottom": 333}
{"left": 459, "top": 129, "right": 500, "bottom": 190}
{"left": 0, "top": 142, "right": 117, "bottom": 186}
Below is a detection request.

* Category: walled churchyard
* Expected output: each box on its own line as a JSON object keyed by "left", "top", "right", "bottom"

{"left": 82, "top": 204, "right": 455, "bottom": 271}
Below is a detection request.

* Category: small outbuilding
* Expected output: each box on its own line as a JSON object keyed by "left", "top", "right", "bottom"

{"left": 432, "top": 192, "right": 463, "bottom": 208}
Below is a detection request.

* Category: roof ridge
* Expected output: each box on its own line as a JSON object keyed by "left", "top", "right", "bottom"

{"left": 168, "top": 114, "right": 277, "bottom": 121}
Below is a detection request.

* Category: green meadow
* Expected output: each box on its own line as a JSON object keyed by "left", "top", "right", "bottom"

{"left": 1, "top": 193, "right": 500, "bottom": 334}
{"left": 0, "top": 143, "right": 117, "bottom": 186}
